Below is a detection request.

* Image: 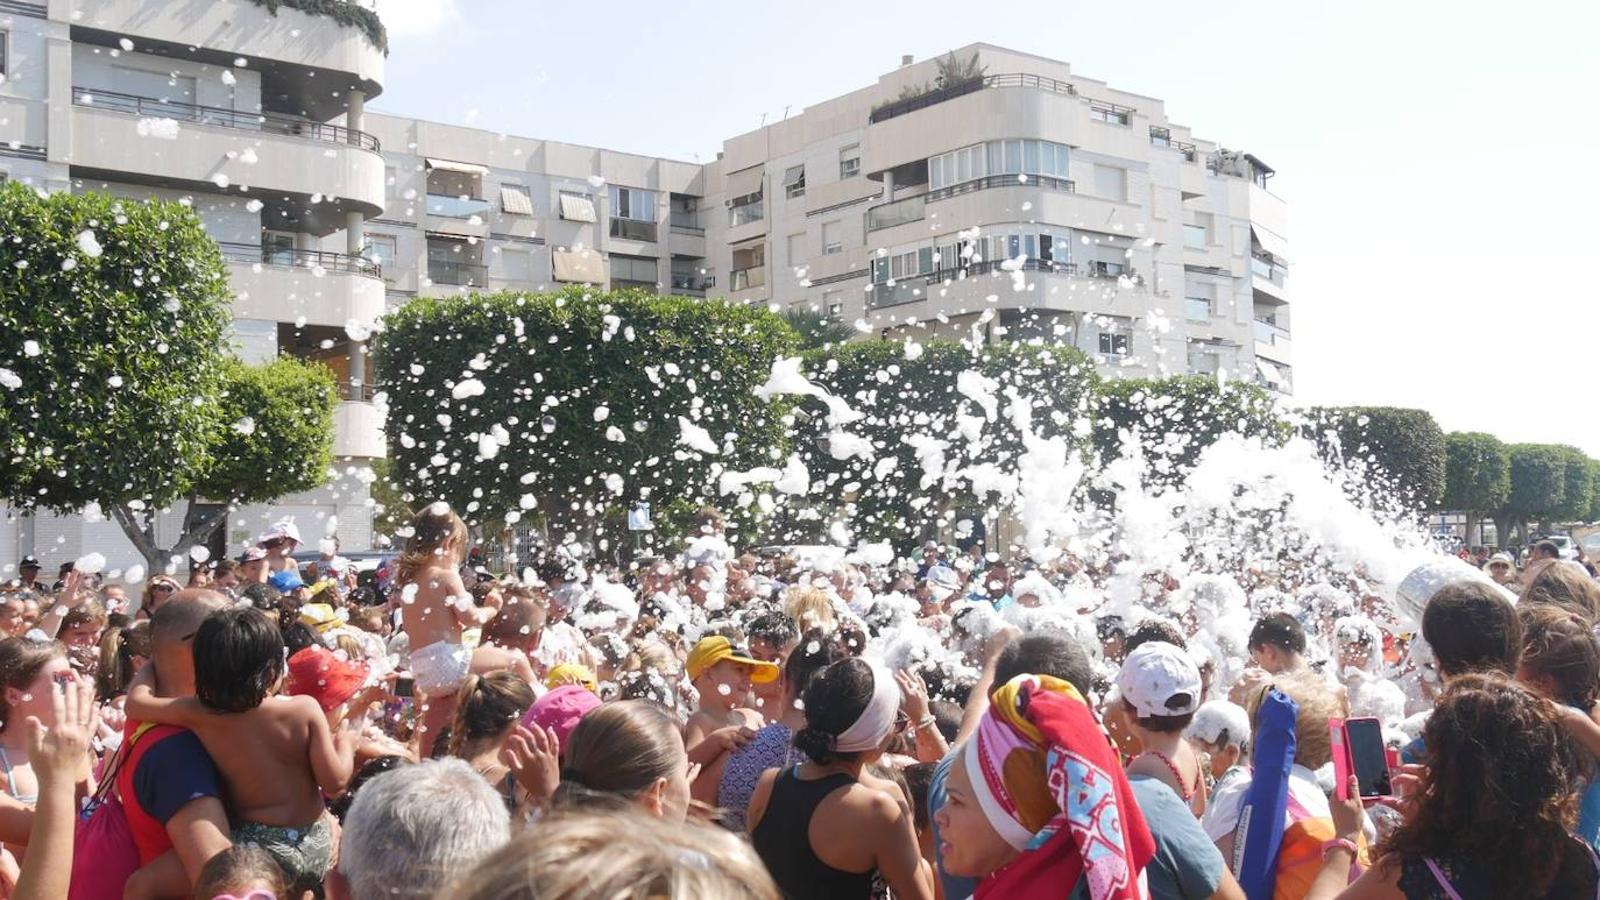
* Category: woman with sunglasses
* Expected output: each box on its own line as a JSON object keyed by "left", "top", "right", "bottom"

{"left": 135, "top": 577, "right": 181, "bottom": 621}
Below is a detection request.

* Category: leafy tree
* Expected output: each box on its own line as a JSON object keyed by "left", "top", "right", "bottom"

{"left": 1555, "top": 445, "right": 1596, "bottom": 523}
{"left": 1094, "top": 376, "right": 1285, "bottom": 486}
{"left": 934, "top": 50, "right": 986, "bottom": 88}
{"left": 781, "top": 308, "right": 853, "bottom": 351}
{"left": 1304, "top": 406, "right": 1447, "bottom": 511}
{"left": 1441, "top": 431, "right": 1511, "bottom": 544}
{"left": 1497, "top": 443, "right": 1569, "bottom": 545}
{"left": 782, "top": 339, "right": 1097, "bottom": 552}
{"left": 375, "top": 288, "right": 797, "bottom": 557}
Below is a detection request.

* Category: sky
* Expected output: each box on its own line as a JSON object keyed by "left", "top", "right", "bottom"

{"left": 370, "top": 0, "right": 1600, "bottom": 456}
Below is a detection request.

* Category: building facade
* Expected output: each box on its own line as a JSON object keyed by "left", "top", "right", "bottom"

{"left": 0, "top": 20, "right": 1291, "bottom": 569}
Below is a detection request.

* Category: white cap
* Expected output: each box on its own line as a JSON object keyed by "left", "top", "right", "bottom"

{"left": 1115, "top": 641, "right": 1202, "bottom": 719}
{"left": 257, "top": 521, "right": 303, "bottom": 546}
{"left": 924, "top": 564, "right": 960, "bottom": 600}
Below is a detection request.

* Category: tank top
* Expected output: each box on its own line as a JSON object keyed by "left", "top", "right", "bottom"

{"left": 750, "top": 766, "right": 874, "bottom": 900}
{"left": 1397, "top": 844, "right": 1600, "bottom": 900}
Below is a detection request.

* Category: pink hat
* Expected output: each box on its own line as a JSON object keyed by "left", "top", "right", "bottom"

{"left": 522, "top": 684, "right": 600, "bottom": 754}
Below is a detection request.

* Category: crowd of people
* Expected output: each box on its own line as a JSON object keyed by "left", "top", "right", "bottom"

{"left": 0, "top": 503, "right": 1597, "bottom": 899}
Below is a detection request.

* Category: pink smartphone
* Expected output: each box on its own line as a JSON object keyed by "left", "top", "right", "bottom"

{"left": 1344, "top": 717, "right": 1392, "bottom": 799}
{"left": 1329, "top": 718, "right": 1352, "bottom": 801}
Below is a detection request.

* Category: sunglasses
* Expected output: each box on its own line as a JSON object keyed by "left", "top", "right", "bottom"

{"left": 895, "top": 711, "right": 912, "bottom": 733}
{"left": 151, "top": 583, "right": 176, "bottom": 594}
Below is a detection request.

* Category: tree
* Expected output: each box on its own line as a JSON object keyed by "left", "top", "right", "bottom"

{"left": 1304, "top": 406, "right": 1447, "bottom": 512}
{"left": 1093, "top": 376, "right": 1285, "bottom": 487}
{"left": 783, "top": 339, "right": 1097, "bottom": 552}
{"left": 1498, "top": 443, "right": 1569, "bottom": 546}
{"left": 1441, "top": 431, "right": 1511, "bottom": 544}
{"left": 0, "top": 183, "right": 232, "bottom": 565}
{"left": 375, "top": 288, "right": 798, "bottom": 557}
{"left": 934, "top": 50, "right": 986, "bottom": 89}
{"left": 1555, "top": 445, "right": 1596, "bottom": 523}
{"left": 780, "top": 308, "right": 853, "bottom": 351}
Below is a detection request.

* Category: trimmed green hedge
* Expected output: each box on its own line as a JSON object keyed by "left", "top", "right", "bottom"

{"left": 248, "top": 0, "right": 388, "bottom": 53}
{"left": 1094, "top": 376, "right": 1286, "bottom": 485}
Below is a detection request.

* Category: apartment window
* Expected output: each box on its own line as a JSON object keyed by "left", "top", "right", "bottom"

{"left": 609, "top": 254, "right": 658, "bottom": 289}
{"left": 1187, "top": 342, "right": 1219, "bottom": 375}
{"left": 827, "top": 302, "right": 843, "bottom": 321}
{"left": 498, "top": 247, "right": 532, "bottom": 282}
{"left": 839, "top": 144, "right": 861, "bottom": 179}
{"left": 362, "top": 233, "right": 397, "bottom": 277}
{"left": 821, "top": 220, "right": 842, "bottom": 255}
{"left": 609, "top": 186, "right": 657, "bottom": 222}
{"left": 0, "top": 32, "right": 8, "bottom": 78}
{"left": 1184, "top": 224, "right": 1207, "bottom": 249}
{"left": 783, "top": 165, "right": 806, "bottom": 199}
{"left": 1099, "top": 330, "right": 1130, "bottom": 357}
{"left": 930, "top": 140, "right": 1070, "bottom": 191}
{"left": 558, "top": 190, "right": 598, "bottom": 223}
{"left": 1185, "top": 296, "right": 1213, "bottom": 321}
{"left": 785, "top": 233, "right": 804, "bottom": 268}
{"left": 1092, "top": 165, "right": 1127, "bottom": 202}
{"left": 1088, "top": 259, "right": 1126, "bottom": 279}
{"left": 500, "top": 184, "right": 534, "bottom": 216}
{"left": 384, "top": 165, "right": 398, "bottom": 202}
{"left": 729, "top": 193, "right": 764, "bottom": 227}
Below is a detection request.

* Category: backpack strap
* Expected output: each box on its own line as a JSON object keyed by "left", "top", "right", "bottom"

{"left": 88, "top": 722, "right": 158, "bottom": 808}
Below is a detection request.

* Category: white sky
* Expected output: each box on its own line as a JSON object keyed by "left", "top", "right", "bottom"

{"left": 372, "top": 0, "right": 1600, "bottom": 456}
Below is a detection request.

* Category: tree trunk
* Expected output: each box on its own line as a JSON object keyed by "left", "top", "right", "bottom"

{"left": 107, "top": 497, "right": 229, "bottom": 576}
{"left": 108, "top": 502, "right": 165, "bottom": 573}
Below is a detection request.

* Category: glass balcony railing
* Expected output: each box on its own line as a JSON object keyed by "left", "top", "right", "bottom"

{"left": 71, "top": 87, "right": 381, "bottom": 151}
{"left": 865, "top": 194, "right": 926, "bottom": 232}
{"left": 729, "top": 200, "right": 764, "bottom": 228}
{"left": 730, "top": 267, "right": 766, "bottom": 291}
{"left": 671, "top": 273, "right": 715, "bottom": 294}
{"left": 670, "top": 212, "right": 704, "bottom": 235}
{"left": 1253, "top": 319, "right": 1290, "bottom": 346}
{"left": 1251, "top": 253, "right": 1288, "bottom": 284}
{"left": 426, "top": 194, "right": 491, "bottom": 219}
{"left": 428, "top": 260, "right": 488, "bottom": 286}
{"left": 610, "top": 218, "right": 659, "bottom": 241}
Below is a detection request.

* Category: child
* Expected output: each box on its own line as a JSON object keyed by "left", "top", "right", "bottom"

{"left": 1186, "top": 699, "right": 1252, "bottom": 795}
{"left": 1115, "top": 640, "right": 1209, "bottom": 816}
{"left": 194, "top": 845, "right": 288, "bottom": 900}
{"left": 392, "top": 503, "right": 501, "bottom": 757}
{"left": 683, "top": 635, "right": 777, "bottom": 804}
{"left": 126, "top": 607, "right": 356, "bottom": 896}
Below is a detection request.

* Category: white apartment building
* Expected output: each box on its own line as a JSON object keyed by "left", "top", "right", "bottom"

{"left": 0, "top": 21, "right": 1291, "bottom": 569}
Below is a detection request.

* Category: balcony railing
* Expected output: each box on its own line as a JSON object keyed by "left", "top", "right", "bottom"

{"left": 729, "top": 200, "right": 764, "bottom": 228}
{"left": 868, "top": 72, "right": 1079, "bottom": 124}
{"left": 1149, "top": 126, "right": 1198, "bottom": 161}
{"left": 730, "top": 267, "right": 766, "bottom": 291}
{"left": 669, "top": 212, "right": 704, "bottom": 235}
{"left": 610, "top": 218, "right": 659, "bottom": 242}
{"left": 1253, "top": 319, "right": 1291, "bottom": 347}
{"left": 426, "top": 194, "right": 491, "bottom": 220}
{"left": 868, "top": 258, "right": 1077, "bottom": 309}
{"left": 71, "top": 87, "right": 380, "bottom": 152}
{"left": 865, "top": 194, "right": 926, "bottom": 232}
{"left": 1250, "top": 253, "right": 1288, "bottom": 284}
{"left": 671, "top": 273, "right": 715, "bottom": 294}
{"left": 1088, "top": 99, "right": 1135, "bottom": 125}
{"left": 338, "top": 381, "right": 378, "bottom": 402}
{"left": 427, "top": 260, "right": 488, "bottom": 286}
{"left": 925, "top": 173, "right": 1075, "bottom": 204}
{"left": 218, "top": 242, "right": 382, "bottom": 278}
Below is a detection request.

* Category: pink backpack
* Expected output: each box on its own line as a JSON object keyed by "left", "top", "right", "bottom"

{"left": 68, "top": 723, "right": 154, "bottom": 900}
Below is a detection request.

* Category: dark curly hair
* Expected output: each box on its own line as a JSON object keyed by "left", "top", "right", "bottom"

{"left": 794, "top": 657, "right": 876, "bottom": 764}
{"left": 193, "top": 607, "right": 284, "bottom": 713}
{"left": 1375, "top": 673, "right": 1592, "bottom": 897}
{"left": 1518, "top": 604, "right": 1600, "bottom": 709}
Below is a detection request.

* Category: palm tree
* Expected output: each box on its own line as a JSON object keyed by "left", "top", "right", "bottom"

{"left": 934, "top": 51, "right": 985, "bottom": 89}
{"left": 782, "top": 307, "right": 855, "bottom": 350}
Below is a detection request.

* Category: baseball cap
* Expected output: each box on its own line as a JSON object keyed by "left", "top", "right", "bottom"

{"left": 924, "top": 564, "right": 960, "bottom": 601}
{"left": 1115, "top": 641, "right": 1202, "bottom": 719}
{"left": 523, "top": 684, "right": 601, "bottom": 754}
{"left": 269, "top": 569, "right": 306, "bottom": 592}
{"left": 285, "top": 646, "right": 368, "bottom": 713}
{"left": 1486, "top": 553, "right": 1514, "bottom": 568}
{"left": 298, "top": 602, "right": 343, "bottom": 633}
{"left": 545, "top": 663, "right": 598, "bottom": 693}
{"left": 685, "top": 635, "right": 780, "bottom": 684}
{"left": 238, "top": 546, "right": 268, "bottom": 564}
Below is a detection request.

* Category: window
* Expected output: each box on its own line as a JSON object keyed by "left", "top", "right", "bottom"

{"left": 1185, "top": 297, "right": 1213, "bottom": 321}
{"left": 384, "top": 165, "right": 398, "bottom": 202}
{"left": 1187, "top": 342, "right": 1219, "bottom": 375}
{"left": 821, "top": 220, "right": 842, "bottom": 255}
{"left": 1093, "top": 165, "right": 1126, "bottom": 202}
{"left": 500, "top": 184, "right": 534, "bottom": 216}
{"left": 929, "top": 140, "right": 1071, "bottom": 190}
{"left": 785, "top": 233, "right": 804, "bottom": 267}
{"left": 1184, "top": 224, "right": 1207, "bottom": 249}
{"left": 609, "top": 186, "right": 657, "bottom": 222}
{"left": 609, "top": 254, "right": 658, "bottom": 288}
{"left": 362, "top": 233, "right": 397, "bottom": 278}
{"left": 783, "top": 165, "right": 806, "bottom": 199}
{"left": 827, "top": 302, "right": 843, "bottom": 321}
{"left": 0, "top": 31, "right": 8, "bottom": 78}
{"left": 498, "top": 247, "right": 531, "bottom": 282}
{"left": 729, "top": 193, "right": 764, "bottom": 227}
{"left": 1098, "top": 331, "right": 1130, "bottom": 356}
{"left": 839, "top": 144, "right": 861, "bottom": 179}
{"left": 558, "top": 190, "right": 597, "bottom": 223}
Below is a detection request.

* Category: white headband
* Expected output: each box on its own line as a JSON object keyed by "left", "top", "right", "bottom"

{"left": 833, "top": 661, "right": 900, "bottom": 752}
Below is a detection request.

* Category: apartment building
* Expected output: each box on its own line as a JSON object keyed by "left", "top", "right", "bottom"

{"left": 0, "top": 0, "right": 386, "bottom": 564}
{"left": 699, "top": 44, "right": 1292, "bottom": 389}
{"left": 0, "top": 17, "right": 1291, "bottom": 567}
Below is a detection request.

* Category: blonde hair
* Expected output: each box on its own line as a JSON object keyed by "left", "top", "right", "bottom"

{"left": 394, "top": 503, "right": 468, "bottom": 587}
{"left": 783, "top": 587, "right": 835, "bottom": 631}
{"left": 1246, "top": 669, "right": 1343, "bottom": 769}
{"left": 449, "top": 809, "right": 779, "bottom": 900}
{"left": 626, "top": 640, "right": 680, "bottom": 678}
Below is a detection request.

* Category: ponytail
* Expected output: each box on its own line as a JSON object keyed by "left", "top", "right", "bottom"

{"left": 447, "top": 671, "right": 535, "bottom": 760}
{"left": 447, "top": 673, "right": 484, "bottom": 759}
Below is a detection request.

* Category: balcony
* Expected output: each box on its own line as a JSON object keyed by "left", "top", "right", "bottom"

{"left": 925, "top": 172, "right": 1075, "bottom": 204}
{"left": 671, "top": 273, "right": 715, "bottom": 296}
{"left": 868, "top": 258, "right": 1078, "bottom": 309}
{"left": 221, "top": 243, "right": 385, "bottom": 329}
{"left": 1254, "top": 319, "right": 1292, "bottom": 363}
{"left": 427, "top": 260, "right": 488, "bottom": 287}
{"left": 729, "top": 198, "right": 765, "bottom": 228}
{"left": 1251, "top": 253, "right": 1288, "bottom": 285}
{"left": 1149, "top": 126, "right": 1198, "bottom": 162}
{"left": 669, "top": 212, "right": 704, "bottom": 236}
{"left": 610, "top": 218, "right": 659, "bottom": 242}
{"left": 868, "top": 72, "right": 1077, "bottom": 124}
{"left": 425, "top": 194, "right": 491, "bottom": 220}
{"left": 70, "top": 88, "right": 384, "bottom": 215}
{"left": 730, "top": 267, "right": 766, "bottom": 292}
{"left": 865, "top": 194, "right": 926, "bottom": 232}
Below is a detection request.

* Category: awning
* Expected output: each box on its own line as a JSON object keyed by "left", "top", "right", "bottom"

{"left": 552, "top": 248, "right": 605, "bottom": 284}
{"left": 782, "top": 164, "right": 805, "bottom": 187}
{"left": 500, "top": 185, "right": 534, "bottom": 216}
{"left": 558, "top": 193, "right": 597, "bottom": 223}
{"left": 1251, "top": 226, "right": 1290, "bottom": 263}
{"left": 425, "top": 158, "right": 490, "bottom": 176}
{"left": 1256, "top": 359, "right": 1283, "bottom": 385}
{"left": 726, "top": 166, "right": 764, "bottom": 200}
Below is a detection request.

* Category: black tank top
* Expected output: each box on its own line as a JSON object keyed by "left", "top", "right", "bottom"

{"left": 750, "top": 766, "right": 875, "bottom": 900}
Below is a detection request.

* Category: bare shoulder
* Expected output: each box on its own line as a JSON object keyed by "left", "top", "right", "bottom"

{"left": 735, "top": 707, "right": 764, "bottom": 729}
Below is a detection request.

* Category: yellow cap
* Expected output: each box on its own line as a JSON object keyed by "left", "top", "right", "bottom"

{"left": 297, "top": 602, "right": 341, "bottom": 633}
{"left": 545, "top": 663, "right": 598, "bottom": 692}
{"left": 686, "top": 635, "right": 780, "bottom": 684}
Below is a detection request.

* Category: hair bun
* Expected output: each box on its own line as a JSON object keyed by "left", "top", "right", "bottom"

{"left": 792, "top": 726, "right": 837, "bottom": 763}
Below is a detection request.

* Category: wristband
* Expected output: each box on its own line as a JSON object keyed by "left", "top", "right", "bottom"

{"left": 915, "top": 715, "right": 939, "bottom": 732}
{"left": 1320, "top": 838, "right": 1358, "bottom": 859}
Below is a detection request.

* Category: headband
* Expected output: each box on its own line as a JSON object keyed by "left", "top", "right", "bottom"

{"left": 833, "top": 661, "right": 900, "bottom": 752}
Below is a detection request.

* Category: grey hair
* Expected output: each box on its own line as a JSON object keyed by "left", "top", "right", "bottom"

{"left": 338, "top": 758, "right": 511, "bottom": 900}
